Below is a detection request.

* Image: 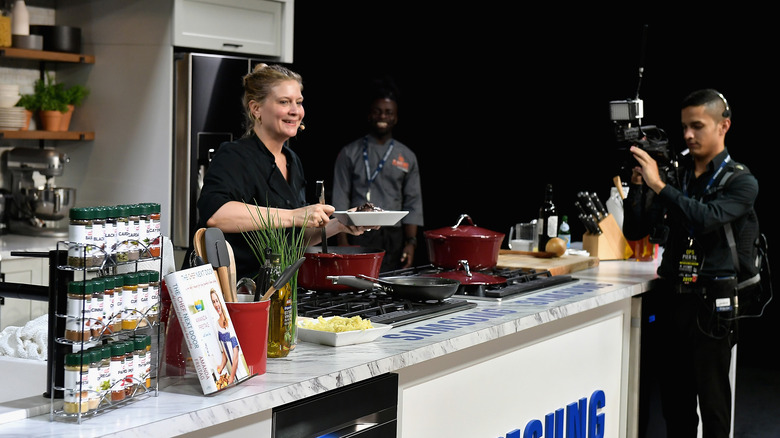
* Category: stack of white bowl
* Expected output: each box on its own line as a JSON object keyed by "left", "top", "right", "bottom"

{"left": 0, "top": 84, "right": 26, "bottom": 130}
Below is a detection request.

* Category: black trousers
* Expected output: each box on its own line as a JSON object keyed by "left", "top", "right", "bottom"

{"left": 644, "top": 279, "right": 737, "bottom": 438}
{"left": 346, "top": 226, "right": 405, "bottom": 272}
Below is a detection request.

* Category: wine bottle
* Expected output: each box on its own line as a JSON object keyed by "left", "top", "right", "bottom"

{"left": 537, "top": 184, "right": 558, "bottom": 252}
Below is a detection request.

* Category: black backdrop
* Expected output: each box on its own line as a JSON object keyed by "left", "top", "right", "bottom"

{"left": 286, "top": 6, "right": 777, "bottom": 352}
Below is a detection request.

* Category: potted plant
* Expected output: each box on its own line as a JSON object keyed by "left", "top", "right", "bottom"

{"left": 15, "top": 93, "right": 38, "bottom": 131}
{"left": 34, "top": 73, "right": 68, "bottom": 131}
{"left": 60, "top": 83, "right": 89, "bottom": 131}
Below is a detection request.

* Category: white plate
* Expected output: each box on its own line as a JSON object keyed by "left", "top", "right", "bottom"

{"left": 333, "top": 211, "right": 408, "bottom": 226}
{"left": 297, "top": 317, "right": 391, "bottom": 347}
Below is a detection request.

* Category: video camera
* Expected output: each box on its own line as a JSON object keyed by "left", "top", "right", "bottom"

{"left": 610, "top": 98, "right": 672, "bottom": 168}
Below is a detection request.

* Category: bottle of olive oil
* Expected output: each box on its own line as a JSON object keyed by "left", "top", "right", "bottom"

{"left": 266, "top": 253, "right": 293, "bottom": 358}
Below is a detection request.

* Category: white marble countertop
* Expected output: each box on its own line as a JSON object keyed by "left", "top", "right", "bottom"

{"left": 0, "top": 255, "right": 662, "bottom": 437}
{"left": 0, "top": 234, "right": 61, "bottom": 260}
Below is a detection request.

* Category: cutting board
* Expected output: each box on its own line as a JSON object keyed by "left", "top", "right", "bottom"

{"left": 496, "top": 250, "right": 599, "bottom": 276}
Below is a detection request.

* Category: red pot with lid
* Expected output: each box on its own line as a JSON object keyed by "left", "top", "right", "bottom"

{"left": 423, "top": 214, "right": 505, "bottom": 270}
{"left": 298, "top": 246, "right": 385, "bottom": 291}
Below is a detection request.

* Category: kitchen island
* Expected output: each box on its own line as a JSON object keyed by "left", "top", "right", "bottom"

{"left": 0, "top": 256, "right": 660, "bottom": 437}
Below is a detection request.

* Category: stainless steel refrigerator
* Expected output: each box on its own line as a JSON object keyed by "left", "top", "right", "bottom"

{"left": 172, "top": 52, "right": 273, "bottom": 250}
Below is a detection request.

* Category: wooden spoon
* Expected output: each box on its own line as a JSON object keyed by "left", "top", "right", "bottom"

{"left": 193, "top": 228, "right": 208, "bottom": 263}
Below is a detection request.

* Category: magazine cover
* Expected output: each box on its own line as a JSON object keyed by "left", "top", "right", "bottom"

{"left": 164, "top": 264, "right": 251, "bottom": 395}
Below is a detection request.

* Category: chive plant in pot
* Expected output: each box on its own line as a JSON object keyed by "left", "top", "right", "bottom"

{"left": 34, "top": 73, "right": 68, "bottom": 131}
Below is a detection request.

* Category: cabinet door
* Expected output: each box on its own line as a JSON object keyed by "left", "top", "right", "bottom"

{"left": 174, "top": 0, "right": 284, "bottom": 57}
{"left": 0, "top": 257, "right": 49, "bottom": 331}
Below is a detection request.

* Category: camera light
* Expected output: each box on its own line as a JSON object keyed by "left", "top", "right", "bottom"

{"left": 610, "top": 99, "right": 644, "bottom": 121}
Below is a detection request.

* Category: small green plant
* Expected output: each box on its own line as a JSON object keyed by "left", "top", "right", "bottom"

{"left": 63, "top": 84, "right": 90, "bottom": 107}
{"left": 16, "top": 93, "right": 39, "bottom": 111}
{"left": 34, "top": 72, "right": 68, "bottom": 113}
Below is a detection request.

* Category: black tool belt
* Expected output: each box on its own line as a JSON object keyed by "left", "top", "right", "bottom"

{"left": 669, "top": 277, "right": 737, "bottom": 296}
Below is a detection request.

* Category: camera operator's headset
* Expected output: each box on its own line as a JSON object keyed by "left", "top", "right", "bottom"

{"left": 716, "top": 91, "right": 731, "bottom": 118}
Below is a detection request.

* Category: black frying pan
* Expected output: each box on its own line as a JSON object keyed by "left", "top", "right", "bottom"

{"left": 327, "top": 275, "right": 460, "bottom": 302}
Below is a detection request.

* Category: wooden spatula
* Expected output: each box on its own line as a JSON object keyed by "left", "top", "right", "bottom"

{"left": 193, "top": 228, "right": 208, "bottom": 263}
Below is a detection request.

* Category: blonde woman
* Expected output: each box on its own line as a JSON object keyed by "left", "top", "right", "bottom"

{"left": 210, "top": 289, "right": 246, "bottom": 384}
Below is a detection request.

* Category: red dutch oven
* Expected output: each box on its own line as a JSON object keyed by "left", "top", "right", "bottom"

{"left": 424, "top": 214, "right": 505, "bottom": 270}
{"left": 298, "top": 246, "right": 385, "bottom": 291}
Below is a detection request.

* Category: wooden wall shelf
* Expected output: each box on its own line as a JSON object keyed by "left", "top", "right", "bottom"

{"left": 0, "top": 47, "right": 96, "bottom": 64}
{"left": 0, "top": 130, "right": 95, "bottom": 140}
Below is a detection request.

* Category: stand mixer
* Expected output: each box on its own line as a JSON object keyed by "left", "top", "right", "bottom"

{"left": 6, "top": 147, "right": 76, "bottom": 237}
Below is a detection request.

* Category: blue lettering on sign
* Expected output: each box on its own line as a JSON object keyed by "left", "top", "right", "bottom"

{"left": 498, "top": 390, "right": 606, "bottom": 438}
{"left": 509, "top": 282, "right": 612, "bottom": 306}
{"left": 383, "top": 308, "right": 518, "bottom": 341}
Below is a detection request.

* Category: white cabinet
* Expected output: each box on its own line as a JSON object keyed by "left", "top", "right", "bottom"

{"left": 0, "top": 257, "right": 49, "bottom": 331}
{"left": 173, "top": 0, "right": 294, "bottom": 61}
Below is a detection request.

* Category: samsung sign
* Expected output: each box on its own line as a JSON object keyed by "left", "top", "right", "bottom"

{"left": 500, "top": 389, "right": 606, "bottom": 438}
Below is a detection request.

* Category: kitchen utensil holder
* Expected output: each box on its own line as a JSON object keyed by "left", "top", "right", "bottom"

{"left": 582, "top": 214, "right": 633, "bottom": 260}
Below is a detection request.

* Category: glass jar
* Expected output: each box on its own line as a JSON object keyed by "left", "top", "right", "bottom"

{"left": 114, "top": 204, "right": 130, "bottom": 263}
{"left": 136, "top": 271, "right": 150, "bottom": 328}
{"left": 146, "top": 270, "right": 160, "bottom": 324}
{"left": 65, "top": 280, "right": 91, "bottom": 342}
{"left": 122, "top": 273, "right": 139, "bottom": 331}
{"left": 108, "top": 275, "right": 124, "bottom": 333}
{"left": 97, "top": 345, "right": 112, "bottom": 405}
{"left": 103, "top": 205, "right": 118, "bottom": 263}
{"left": 126, "top": 204, "right": 141, "bottom": 261}
{"left": 91, "top": 206, "right": 107, "bottom": 268}
{"left": 67, "top": 207, "right": 93, "bottom": 268}
{"left": 147, "top": 203, "right": 161, "bottom": 257}
{"left": 137, "top": 203, "right": 150, "bottom": 259}
{"left": 86, "top": 349, "right": 101, "bottom": 411}
{"left": 102, "top": 277, "right": 115, "bottom": 335}
{"left": 132, "top": 336, "right": 147, "bottom": 392}
{"left": 123, "top": 341, "right": 135, "bottom": 397}
{"left": 89, "top": 278, "right": 104, "bottom": 338}
{"left": 110, "top": 342, "right": 125, "bottom": 401}
{"left": 63, "top": 352, "right": 91, "bottom": 414}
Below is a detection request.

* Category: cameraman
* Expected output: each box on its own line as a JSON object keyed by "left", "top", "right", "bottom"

{"left": 624, "top": 89, "right": 758, "bottom": 437}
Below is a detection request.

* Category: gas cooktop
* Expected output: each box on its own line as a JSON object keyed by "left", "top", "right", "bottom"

{"left": 381, "top": 265, "right": 578, "bottom": 302}
{"left": 296, "top": 289, "right": 477, "bottom": 327}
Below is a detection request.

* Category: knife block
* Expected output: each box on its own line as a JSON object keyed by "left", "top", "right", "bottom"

{"left": 582, "top": 214, "right": 633, "bottom": 260}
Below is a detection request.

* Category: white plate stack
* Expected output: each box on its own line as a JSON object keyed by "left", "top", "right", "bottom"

{"left": 0, "top": 84, "right": 26, "bottom": 130}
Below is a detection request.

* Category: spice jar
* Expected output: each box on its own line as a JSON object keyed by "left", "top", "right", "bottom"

{"left": 121, "top": 273, "right": 139, "bottom": 331}
{"left": 64, "top": 352, "right": 91, "bottom": 414}
{"left": 137, "top": 203, "right": 150, "bottom": 259}
{"left": 86, "top": 349, "right": 101, "bottom": 411}
{"left": 136, "top": 271, "right": 150, "bottom": 328}
{"left": 65, "top": 280, "right": 92, "bottom": 342}
{"left": 126, "top": 204, "right": 141, "bottom": 261}
{"left": 110, "top": 342, "right": 125, "bottom": 401}
{"left": 147, "top": 270, "right": 160, "bottom": 324}
{"left": 123, "top": 341, "right": 135, "bottom": 397}
{"left": 108, "top": 275, "right": 124, "bottom": 333}
{"left": 114, "top": 204, "right": 130, "bottom": 263}
{"left": 97, "top": 345, "right": 111, "bottom": 405}
{"left": 132, "top": 336, "right": 147, "bottom": 392}
{"left": 90, "top": 277, "right": 104, "bottom": 338}
{"left": 103, "top": 205, "right": 118, "bottom": 263}
{"left": 147, "top": 203, "right": 161, "bottom": 257}
{"left": 143, "top": 335, "right": 152, "bottom": 388}
{"left": 67, "top": 207, "right": 93, "bottom": 268}
{"left": 102, "top": 276, "right": 115, "bottom": 335}
{"left": 91, "top": 206, "right": 107, "bottom": 268}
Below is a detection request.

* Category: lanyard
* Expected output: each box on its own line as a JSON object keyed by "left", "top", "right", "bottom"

{"left": 682, "top": 154, "right": 730, "bottom": 199}
{"left": 362, "top": 136, "right": 395, "bottom": 188}
{"left": 682, "top": 154, "right": 730, "bottom": 237}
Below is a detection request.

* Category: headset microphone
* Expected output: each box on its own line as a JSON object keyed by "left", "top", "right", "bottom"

{"left": 299, "top": 122, "right": 306, "bottom": 131}
{"left": 716, "top": 91, "right": 731, "bottom": 118}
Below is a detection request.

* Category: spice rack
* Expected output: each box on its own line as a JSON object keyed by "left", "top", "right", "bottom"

{"left": 48, "top": 239, "right": 163, "bottom": 424}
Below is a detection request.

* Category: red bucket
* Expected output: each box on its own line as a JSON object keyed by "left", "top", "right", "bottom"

{"left": 226, "top": 300, "right": 270, "bottom": 376}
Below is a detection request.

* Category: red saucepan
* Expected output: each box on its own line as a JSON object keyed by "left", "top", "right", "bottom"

{"left": 423, "top": 260, "right": 507, "bottom": 286}
{"left": 424, "top": 214, "right": 505, "bottom": 270}
{"left": 327, "top": 275, "right": 460, "bottom": 302}
{"left": 298, "top": 246, "right": 385, "bottom": 291}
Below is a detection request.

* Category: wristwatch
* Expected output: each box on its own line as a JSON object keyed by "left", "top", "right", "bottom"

{"left": 405, "top": 236, "right": 417, "bottom": 247}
